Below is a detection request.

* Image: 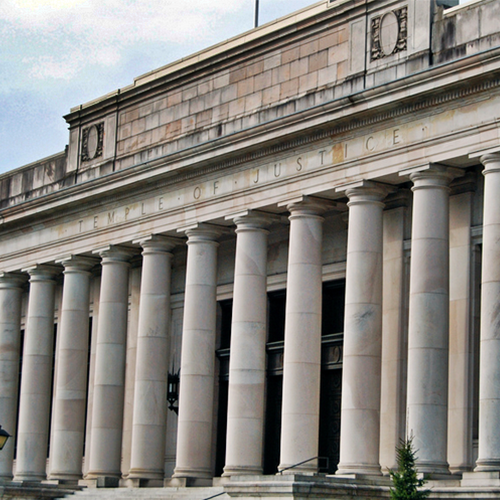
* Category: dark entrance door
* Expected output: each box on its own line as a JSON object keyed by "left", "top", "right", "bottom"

{"left": 319, "top": 367, "right": 342, "bottom": 473}
{"left": 215, "top": 299, "right": 232, "bottom": 477}
{"left": 318, "top": 280, "right": 345, "bottom": 473}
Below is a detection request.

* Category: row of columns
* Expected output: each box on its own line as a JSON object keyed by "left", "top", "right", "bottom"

{"left": 1, "top": 154, "right": 500, "bottom": 483}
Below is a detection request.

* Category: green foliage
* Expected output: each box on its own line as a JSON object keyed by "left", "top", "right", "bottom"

{"left": 389, "top": 435, "right": 430, "bottom": 500}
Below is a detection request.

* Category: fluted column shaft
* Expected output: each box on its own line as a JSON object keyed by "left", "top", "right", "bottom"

{"left": 406, "top": 166, "right": 456, "bottom": 474}
{"left": 337, "top": 184, "right": 387, "bottom": 476}
{"left": 15, "top": 265, "right": 59, "bottom": 481}
{"left": 223, "top": 213, "right": 271, "bottom": 476}
{"left": 129, "top": 236, "right": 176, "bottom": 481}
{"left": 173, "top": 226, "right": 219, "bottom": 480}
{"left": 86, "top": 246, "right": 133, "bottom": 480}
{"left": 49, "top": 257, "right": 95, "bottom": 481}
{"left": 279, "top": 198, "right": 326, "bottom": 474}
{"left": 0, "top": 272, "right": 26, "bottom": 479}
{"left": 476, "top": 153, "right": 500, "bottom": 471}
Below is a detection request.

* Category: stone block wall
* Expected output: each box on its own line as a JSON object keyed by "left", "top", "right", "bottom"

{"left": 0, "top": 151, "right": 70, "bottom": 208}
{"left": 433, "top": 0, "right": 500, "bottom": 64}
{"left": 113, "top": 23, "right": 350, "bottom": 172}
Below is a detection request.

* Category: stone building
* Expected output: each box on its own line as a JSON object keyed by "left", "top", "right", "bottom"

{"left": 1, "top": 0, "right": 500, "bottom": 498}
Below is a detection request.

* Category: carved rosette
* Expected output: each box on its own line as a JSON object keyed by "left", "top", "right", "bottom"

{"left": 81, "top": 122, "right": 104, "bottom": 162}
{"left": 371, "top": 6, "right": 408, "bottom": 61}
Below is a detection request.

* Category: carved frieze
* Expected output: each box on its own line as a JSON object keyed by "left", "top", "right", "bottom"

{"left": 81, "top": 122, "right": 104, "bottom": 162}
{"left": 371, "top": 6, "right": 408, "bottom": 61}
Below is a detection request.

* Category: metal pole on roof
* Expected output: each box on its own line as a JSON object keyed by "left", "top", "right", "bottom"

{"left": 254, "top": 0, "right": 259, "bottom": 28}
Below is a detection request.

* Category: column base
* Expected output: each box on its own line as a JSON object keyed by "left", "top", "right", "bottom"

{"left": 13, "top": 473, "right": 46, "bottom": 482}
{"left": 336, "top": 464, "right": 382, "bottom": 476}
{"left": 80, "top": 476, "right": 120, "bottom": 488}
{"left": 125, "top": 477, "right": 164, "bottom": 488}
{"left": 165, "top": 476, "right": 213, "bottom": 487}
{"left": 42, "top": 478, "right": 80, "bottom": 488}
{"left": 414, "top": 461, "right": 450, "bottom": 475}
{"left": 475, "top": 459, "right": 500, "bottom": 472}
{"left": 222, "top": 466, "right": 263, "bottom": 477}
{"left": 278, "top": 462, "right": 317, "bottom": 475}
{"left": 127, "top": 468, "right": 164, "bottom": 481}
{"left": 47, "top": 472, "right": 81, "bottom": 483}
{"left": 449, "top": 465, "right": 472, "bottom": 474}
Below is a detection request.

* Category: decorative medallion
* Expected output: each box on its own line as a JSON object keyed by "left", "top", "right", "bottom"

{"left": 81, "top": 122, "right": 104, "bottom": 162}
{"left": 371, "top": 6, "right": 408, "bottom": 61}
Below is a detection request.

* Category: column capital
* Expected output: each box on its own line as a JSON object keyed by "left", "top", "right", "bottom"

{"left": 225, "top": 210, "right": 283, "bottom": 232}
{"left": 177, "top": 223, "right": 227, "bottom": 243}
{"left": 21, "top": 264, "right": 61, "bottom": 282}
{"left": 481, "top": 152, "right": 500, "bottom": 173}
{"left": 56, "top": 255, "right": 99, "bottom": 273}
{"left": 336, "top": 180, "right": 394, "bottom": 206}
{"left": 399, "top": 163, "right": 463, "bottom": 189}
{"left": 0, "top": 271, "right": 28, "bottom": 289}
{"left": 278, "top": 195, "right": 334, "bottom": 217}
{"left": 132, "top": 234, "right": 181, "bottom": 253}
{"left": 93, "top": 244, "right": 137, "bottom": 263}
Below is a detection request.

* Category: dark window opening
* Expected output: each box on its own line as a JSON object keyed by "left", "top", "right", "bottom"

{"left": 82, "top": 317, "right": 93, "bottom": 457}
{"left": 215, "top": 299, "right": 232, "bottom": 477}
{"left": 13, "top": 329, "right": 24, "bottom": 460}
{"left": 267, "top": 290, "right": 286, "bottom": 344}
{"left": 322, "top": 279, "right": 345, "bottom": 336}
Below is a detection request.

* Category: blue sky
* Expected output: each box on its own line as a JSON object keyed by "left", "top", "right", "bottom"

{"left": 0, "top": 0, "right": 318, "bottom": 174}
{"left": 0, "top": 0, "right": 470, "bottom": 174}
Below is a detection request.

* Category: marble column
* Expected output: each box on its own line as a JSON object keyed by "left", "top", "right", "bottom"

{"left": 15, "top": 265, "right": 60, "bottom": 482}
{"left": 336, "top": 182, "right": 388, "bottom": 476}
{"left": 476, "top": 153, "right": 500, "bottom": 471}
{"left": 128, "top": 235, "right": 177, "bottom": 483}
{"left": 49, "top": 256, "right": 96, "bottom": 481}
{"left": 448, "top": 176, "right": 475, "bottom": 473}
{"left": 278, "top": 197, "right": 328, "bottom": 474}
{"left": 86, "top": 246, "right": 133, "bottom": 483}
{"left": 173, "top": 225, "right": 220, "bottom": 482}
{"left": 0, "top": 272, "right": 27, "bottom": 480}
{"left": 223, "top": 211, "right": 275, "bottom": 477}
{"left": 379, "top": 191, "right": 409, "bottom": 473}
{"left": 405, "top": 164, "right": 458, "bottom": 474}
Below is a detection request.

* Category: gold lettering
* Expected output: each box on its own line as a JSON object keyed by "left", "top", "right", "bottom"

{"left": 253, "top": 169, "right": 259, "bottom": 184}
{"left": 296, "top": 157, "right": 303, "bottom": 171}
{"left": 366, "top": 136, "right": 375, "bottom": 151}
{"left": 141, "top": 203, "right": 146, "bottom": 215}
{"left": 193, "top": 186, "right": 201, "bottom": 199}
{"left": 93, "top": 216, "right": 98, "bottom": 229}
{"left": 274, "top": 163, "right": 281, "bottom": 177}
{"left": 213, "top": 180, "right": 219, "bottom": 194}
{"left": 125, "top": 207, "right": 130, "bottom": 220}
{"left": 107, "top": 212, "right": 115, "bottom": 224}
{"left": 158, "top": 197, "right": 164, "bottom": 210}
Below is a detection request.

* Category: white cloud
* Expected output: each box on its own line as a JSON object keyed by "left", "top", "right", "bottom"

{"left": 1, "top": 0, "right": 253, "bottom": 86}
{"left": 0, "top": 0, "right": 316, "bottom": 171}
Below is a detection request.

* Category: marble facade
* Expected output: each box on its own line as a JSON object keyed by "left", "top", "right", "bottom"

{"left": 1, "top": 0, "right": 500, "bottom": 498}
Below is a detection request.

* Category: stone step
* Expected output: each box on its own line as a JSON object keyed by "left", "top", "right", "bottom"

{"left": 67, "top": 487, "right": 228, "bottom": 500}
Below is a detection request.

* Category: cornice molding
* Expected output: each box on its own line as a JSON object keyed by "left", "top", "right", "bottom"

{"left": 173, "top": 72, "right": 500, "bottom": 184}
{"left": 1, "top": 64, "right": 499, "bottom": 226}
